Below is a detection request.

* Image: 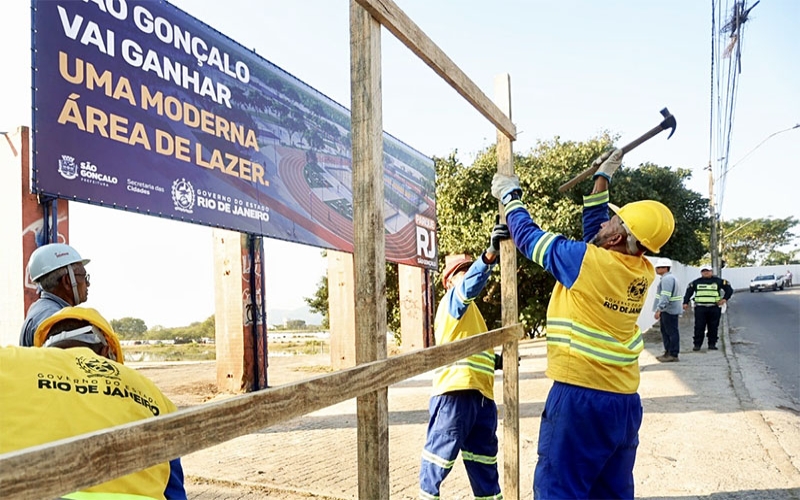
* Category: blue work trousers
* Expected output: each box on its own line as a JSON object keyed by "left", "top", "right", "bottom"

{"left": 534, "top": 382, "right": 642, "bottom": 500}
{"left": 659, "top": 312, "right": 680, "bottom": 357}
{"left": 420, "top": 390, "right": 501, "bottom": 499}
{"left": 694, "top": 305, "right": 721, "bottom": 348}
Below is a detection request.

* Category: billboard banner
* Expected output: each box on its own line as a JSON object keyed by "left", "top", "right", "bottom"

{"left": 32, "top": 0, "right": 437, "bottom": 269}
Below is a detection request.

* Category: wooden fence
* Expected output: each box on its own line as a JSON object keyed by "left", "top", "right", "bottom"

{"left": 1, "top": 1, "right": 522, "bottom": 498}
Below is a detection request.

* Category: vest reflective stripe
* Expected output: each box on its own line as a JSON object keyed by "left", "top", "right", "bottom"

{"left": 694, "top": 283, "right": 721, "bottom": 303}
{"left": 419, "top": 490, "right": 440, "bottom": 500}
{"left": 474, "top": 495, "right": 504, "bottom": 500}
{"left": 547, "top": 318, "right": 643, "bottom": 366}
{"left": 660, "top": 290, "right": 682, "bottom": 301}
{"left": 583, "top": 191, "right": 609, "bottom": 207}
{"left": 462, "top": 450, "right": 498, "bottom": 465}
{"left": 531, "top": 232, "right": 558, "bottom": 266}
{"left": 435, "top": 351, "right": 495, "bottom": 377}
{"left": 421, "top": 449, "right": 456, "bottom": 470}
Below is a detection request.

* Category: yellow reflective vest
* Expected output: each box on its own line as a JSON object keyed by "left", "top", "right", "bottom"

{"left": 0, "top": 347, "right": 177, "bottom": 499}
{"left": 432, "top": 257, "right": 496, "bottom": 400}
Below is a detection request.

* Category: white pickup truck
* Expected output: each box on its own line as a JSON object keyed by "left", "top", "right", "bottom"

{"left": 749, "top": 273, "right": 785, "bottom": 292}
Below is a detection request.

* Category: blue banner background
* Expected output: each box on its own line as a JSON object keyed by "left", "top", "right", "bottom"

{"left": 33, "top": 0, "right": 437, "bottom": 268}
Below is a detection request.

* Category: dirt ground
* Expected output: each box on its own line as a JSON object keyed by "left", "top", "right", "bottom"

{"left": 131, "top": 353, "right": 333, "bottom": 409}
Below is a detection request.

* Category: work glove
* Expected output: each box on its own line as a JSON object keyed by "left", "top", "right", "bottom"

{"left": 487, "top": 219, "right": 510, "bottom": 256}
{"left": 592, "top": 148, "right": 624, "bottom": 182}
{"left": 491, "top": 173, "right": 522, "bottom": 205}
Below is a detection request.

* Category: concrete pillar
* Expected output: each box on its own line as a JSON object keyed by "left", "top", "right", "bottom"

{"left": 0, "top": 127, "right": 70, "bottom": 346}
{"left": 213, "top": 230, "right": 267, "bottom": 392}
{"left": 327, "top": 250, "right": 356, "bottom": 369}
{"left": 398, "top": 264, "right": 430, "bottom": 351}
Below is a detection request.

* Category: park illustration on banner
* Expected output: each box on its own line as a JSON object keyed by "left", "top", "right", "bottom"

{"left": 33, "top": 0, "right": 437, "bottom": 269}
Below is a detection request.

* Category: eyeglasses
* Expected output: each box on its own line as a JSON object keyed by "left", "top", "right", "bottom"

{"left": 73, "top": 273, "right": 90, "bottom": 284}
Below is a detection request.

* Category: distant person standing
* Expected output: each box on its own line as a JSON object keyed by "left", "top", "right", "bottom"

{"left": 785, "top": 270, "right": 793, "bottom": 288}
{"left": 653, "top": 258, "right": 682, "bottom": 362}
{"left": 20, "top": 243, "right": 91, "bottom": 347}
{"left": 683, "top": 265, "right": 733, "bottom": 351}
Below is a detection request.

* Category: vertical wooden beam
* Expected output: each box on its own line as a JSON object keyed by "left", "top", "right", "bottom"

{"left": 398, "top": 264, "right": 426, "bottom": 352}
{"left": 495, "top": 73, "right": 520, "bottom": 500}
{"left": 350, "top": 2, "right": 389, "bottom": 498}
{"left": 327, "top": 250, "right": 357, "bottom": 369}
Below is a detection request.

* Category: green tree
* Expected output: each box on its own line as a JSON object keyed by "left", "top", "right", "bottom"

{"left": 303, "top": 257, "right": 402, "bottom": 341}
{"left": 285, "top": 319, "right": 307, "bottom": 330}
{"left": 435, "top": 136, "right": 709, "bottom": 334}
{"left": 720, "top": 217, "right": 798, "bottom": 266}
{"left": 110, "top": 317, "right": 148, "bottom": 338}
{"left": 305, "top": 281, "right": 330, "bottom": 330}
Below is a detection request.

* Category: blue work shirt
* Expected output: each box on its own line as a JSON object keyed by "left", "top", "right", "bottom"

{"left": 19, "top": 291, "right": 69, "bottom": 346}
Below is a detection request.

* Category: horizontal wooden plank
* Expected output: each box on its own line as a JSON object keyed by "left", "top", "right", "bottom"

{"left": 354, "top": 0, "right": 516, "bottom": 140}
{"left": 0, "top": 324, "right": 523, "bottom": 499}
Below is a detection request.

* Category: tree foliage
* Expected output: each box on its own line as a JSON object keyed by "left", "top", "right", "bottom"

{"left": 720, "top": 217, "right": 798, "bottom": 266}
{"left": 110, "top": 317, "right": 148, "bottom": 338}
{"left": 145, "top": 315, "right": 215, "bottom": 342}
{"left": 304, "top": 274, "right": 330, "bottom": 329}
{"left": 435, "top": 136, "right": 709, "bottom": 334}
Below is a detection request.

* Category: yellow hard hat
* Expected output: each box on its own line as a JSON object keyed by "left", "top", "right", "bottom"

{"left": 609, "top": 200, "right": 675, "bottom": 254}
{"left": 34, "top": 307, "right": 124, "bottom": 364}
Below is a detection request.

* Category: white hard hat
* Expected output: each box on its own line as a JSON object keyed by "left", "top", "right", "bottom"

{"left": 653, "top": 257, "right": 672, "bottom": 268}
{"left": 28, "top": 243, "right": 90, "bottom": 282}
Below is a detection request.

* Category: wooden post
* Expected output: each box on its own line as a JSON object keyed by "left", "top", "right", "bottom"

{"left": 213, "top": 229, "right": 267, "bottom": 392}
{"left": 328, "top": 250, "right": 357, "bottom": 369}
{"left": 495, "top": 73, "right": 521, "bottom": 499}
{"left": 398, "top": 263, "right": 427, "bottom": 352}
{"left": 350, "top": 1, "right": 389, "bottom": 498}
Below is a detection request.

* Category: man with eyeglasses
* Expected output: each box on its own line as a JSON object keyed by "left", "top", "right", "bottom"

{"left": 20, "top": 243, "right": 92, "bottom": 347}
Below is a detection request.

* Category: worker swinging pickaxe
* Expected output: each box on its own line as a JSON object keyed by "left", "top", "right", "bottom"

{"left": 558, "top": 108, "right": 677, "bottom": 192}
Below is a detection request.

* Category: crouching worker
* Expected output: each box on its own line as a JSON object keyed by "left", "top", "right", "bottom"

{"left": 0, "top": 307, "right": 187, "bottom": 499}
{"left": 419, "top": 223, "right": 510, "bottom": 500}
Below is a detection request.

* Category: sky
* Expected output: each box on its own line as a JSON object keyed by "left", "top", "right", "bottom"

{"left": 1, "top": 0, "right": 798, "bottom": 328}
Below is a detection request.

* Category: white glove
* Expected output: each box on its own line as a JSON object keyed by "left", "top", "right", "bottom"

{"left": 592, "top": 148, "right": 624, "bottom": 181}
{"left": 491, "top": 173, "right": 522, "bottom": 205}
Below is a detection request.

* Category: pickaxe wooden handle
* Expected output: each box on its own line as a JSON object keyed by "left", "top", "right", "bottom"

{"left": 558, "top": 108, "right": 677, "bottom": 193}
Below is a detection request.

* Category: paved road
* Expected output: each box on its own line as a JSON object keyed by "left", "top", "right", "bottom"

{"left": 728, "top": 286, "right": 800, "bottom": 401}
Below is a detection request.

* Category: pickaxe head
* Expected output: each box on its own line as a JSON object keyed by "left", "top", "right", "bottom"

{"left": 660, "top": 108, "right": 677, "bottom": 139}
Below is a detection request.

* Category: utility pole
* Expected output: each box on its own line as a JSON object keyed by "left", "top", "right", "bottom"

{"left": 708, "top": 161, "right": 720, "bottom": 275}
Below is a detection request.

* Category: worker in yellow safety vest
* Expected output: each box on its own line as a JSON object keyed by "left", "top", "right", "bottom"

{"left": 2, "top": 307, "right": 186, "bottom": 499}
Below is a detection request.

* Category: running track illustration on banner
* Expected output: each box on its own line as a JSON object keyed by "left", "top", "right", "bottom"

{"left": 31, "top": 0, "right": 437, "bottom": 269}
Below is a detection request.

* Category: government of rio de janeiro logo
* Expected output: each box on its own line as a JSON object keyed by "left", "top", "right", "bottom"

{"left": 58, "top": 155, "right": 78, "bottom": 180}
{"left": 172, "top": 178, "right": 195, "bottom": 214}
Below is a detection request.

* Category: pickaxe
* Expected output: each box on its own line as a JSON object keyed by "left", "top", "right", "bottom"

{"left": 558, "top": 108, "right": 677, "bottom": 192}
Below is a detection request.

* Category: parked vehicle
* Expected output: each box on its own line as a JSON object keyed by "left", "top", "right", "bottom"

{"left": 749, "top": 274, "right": 785, "bottom": 292}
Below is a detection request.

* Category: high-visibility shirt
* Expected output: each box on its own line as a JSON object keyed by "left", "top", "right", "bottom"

{"left": 0, "top": 346, "right": 180, "bottom": 499}
{"left": 432, "top": 256, "right": 497, "bottom": 401}
{"left": 654, "top": 272, "right": 683, "bottom": 315}
{"left": 505, "top": 191, "right": 652, "bottom": 394}
{"left": 684, "top": 276, "right": 733, "bottom": 305}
